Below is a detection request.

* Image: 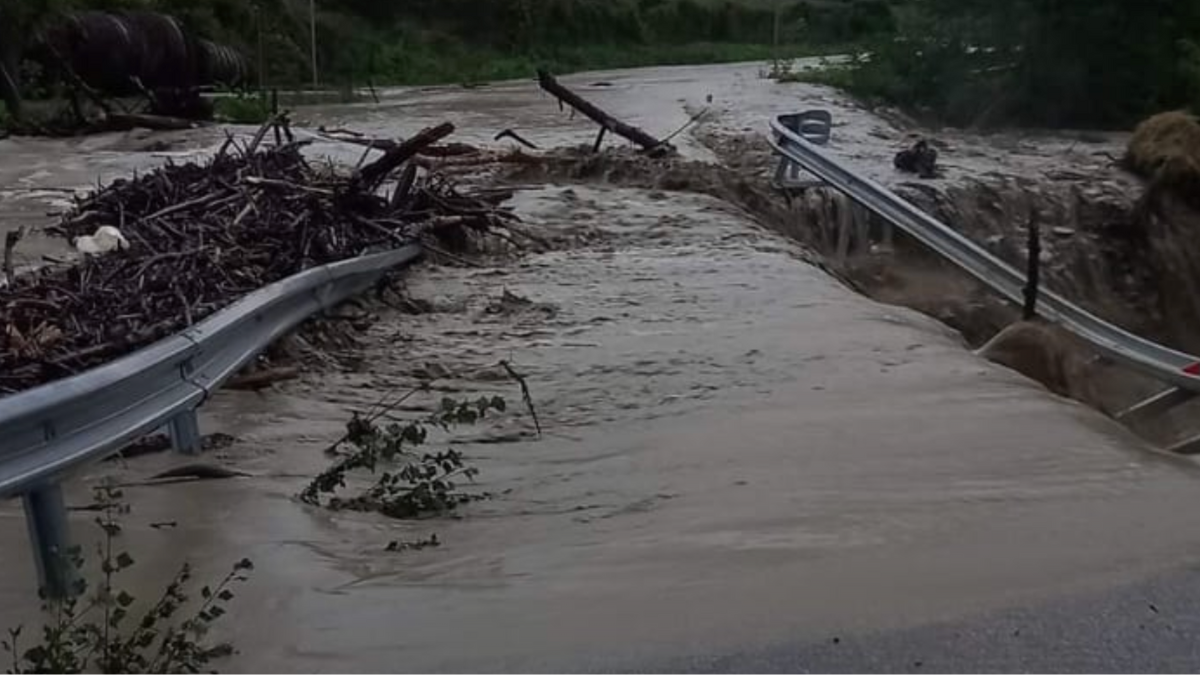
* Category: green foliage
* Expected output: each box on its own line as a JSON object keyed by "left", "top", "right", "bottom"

{"left": 4, "top": 0, "right": 894, "bottom": 91}
{"left": 301, "top": 394, "right": 508, "bottom": 519}
{"left": 1180, "top": 39, "right": 1200, "bottom": 114}
{"left": 2, "top": 483, "right": 252, "bottom": 674}
{"left": 212, "top": 93, "right": 270, "bottom": 124}
{"left": 819, "top": 0, "right": 1200, "bottom": 128}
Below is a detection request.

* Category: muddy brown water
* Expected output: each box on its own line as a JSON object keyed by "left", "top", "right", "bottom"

{"left": 1, "top": 63, "right": 1200, "bottom": 672}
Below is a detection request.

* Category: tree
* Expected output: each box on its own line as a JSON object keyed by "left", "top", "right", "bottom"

{"left": 839, "top": 0, "right": 1200, "bottom": 127}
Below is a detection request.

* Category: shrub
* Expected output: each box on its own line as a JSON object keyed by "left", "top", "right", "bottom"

{"left": 3, "top": 483, "right": 252, "bottom": 674}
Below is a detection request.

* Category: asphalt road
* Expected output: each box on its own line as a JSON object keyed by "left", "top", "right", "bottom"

{"left": 634, "top": 566, "right": 1200, "bottom": 673}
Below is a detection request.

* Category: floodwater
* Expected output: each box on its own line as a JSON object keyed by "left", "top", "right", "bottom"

{"left": 1, "top": 62, "right": 1200, "bottom": 672}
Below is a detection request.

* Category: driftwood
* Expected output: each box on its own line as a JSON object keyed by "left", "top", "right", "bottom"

{"left": 0, "top": 118, "right": 520, "bottom": 394}
{"left": 536, "top": 69, "right": 671, "bottom": 156}
{"left": 225, "top": 365, "right": 300, "bottom": 391}
{"left": 107, "top": 431, "right": 235, "bottom": 460}
{"left": 151, "top": 463, "right": 251, "bottom": 481}
{"left": 6, "top": 109, "right": 203, "bottom": 138}
{"left": 102, "top": 112, "right": 198, "bottom": 132}
{"left": 3, "top": 229, "right": 23, "bottom": 287}
{"left": 494, "top": 128, "right": 539, "bottom": 149}
{"left": 99, "top": 463, "right": 252, "bottom": 489}
{"left": 318, "top": 128, "right": 480, "bottom": 159}
{"left": 355, "top": 122, "right": 455, "bottom": 191}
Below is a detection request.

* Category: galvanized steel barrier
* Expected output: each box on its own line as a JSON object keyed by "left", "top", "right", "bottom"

{"left": 769, "top": 115, "right": 1200, "bottom": 450}
{"left": 0, "top": 244, "right": 422, "bottom": 595}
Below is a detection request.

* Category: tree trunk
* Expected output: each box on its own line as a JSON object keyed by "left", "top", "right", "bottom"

{"left": 0, "top": 25, "right": 22, "bottom": 117}
{"left": 536, "top": 69, "right": 670, "bottom": 155}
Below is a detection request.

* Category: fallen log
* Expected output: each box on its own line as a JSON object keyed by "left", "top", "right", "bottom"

{"left": 536, "top": 69, "right": 671, "bottom": 156}
{"left": 318, "top": 130, "right": 478, "bottom": 158}
{"left": 225, "top": 365, "right": 301, "bottom": 391}
{"left": 494, "top": 128, "right": 539, "bottom": 150}
{"left": 102, "top": 112, "right": 198, "bottom": 132}
{"left": 355, "top": 122, "right": 456, "bottom": 191}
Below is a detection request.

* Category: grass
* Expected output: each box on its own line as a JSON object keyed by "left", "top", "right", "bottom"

{"left": 363, "top": 40, "right": 840, "bottom": 88}
{"left": 769, "top": 54, "right": 857, "bottom": 86}
{"left": 212, "top": 93, "right": 272, "bottom": 124}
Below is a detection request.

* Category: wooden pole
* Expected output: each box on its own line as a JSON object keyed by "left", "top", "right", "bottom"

{"left": 0, "top": 60, "right": 20, "bottom": 119}
{"left": 772, "top": 0, "right": 781, "bottom": 74}
{"left": 591, "top": 126, "right": 607, "bottom": 153}
{"left": 0, "top": 15, "right": 22, "bottom": 118}
{"left": 5, "top": 228, "right": 24, "bottom": 287}
{"left": 1022, "top": 212, "right": 1041, "bottom": 320}
{"left": 256, "top": 6, "right": 266, "bottom": 93}
{"left": 309, "top": 0, "right": 318, "bottom": 89}
{"left": 536, "top": 69, "right": 670, "bottom": 155}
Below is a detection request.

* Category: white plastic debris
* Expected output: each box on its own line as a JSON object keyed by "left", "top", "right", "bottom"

{"left": 74, "top": 225, "right": 130, "bottom": 255}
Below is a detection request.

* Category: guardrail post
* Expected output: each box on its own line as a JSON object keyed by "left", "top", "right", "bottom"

{"left": 23, "top": 484, "right": 77, "bottom": 599}
{"left": 168, "top": 409, "right": 202, "bottom": 454}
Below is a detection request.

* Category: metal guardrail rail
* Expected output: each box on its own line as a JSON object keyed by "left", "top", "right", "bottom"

{"left": 769, "top": 115, "right": 1200, "bottom": 423}
{"left": 0, "top": 244, "right": 422, "bottom": 595}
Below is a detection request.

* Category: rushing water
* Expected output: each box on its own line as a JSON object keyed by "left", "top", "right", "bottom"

{"left": 1, "top": 63, "right": 1199, "bottom": 672}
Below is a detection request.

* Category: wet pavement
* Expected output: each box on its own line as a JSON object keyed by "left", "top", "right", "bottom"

{"left": 0, "top": 62, "right": 1198, "bottom": 672}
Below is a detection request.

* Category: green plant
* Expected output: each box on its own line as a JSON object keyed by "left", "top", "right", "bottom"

{"left": 1179, "top": 39, "right": 1200, "bottom": 113}
{"left": 301, "top": 393, "right": 508, "bottom": 519}
{"left": 212, "top": 93, "right": 270, "bottom": 124}
{"left": 822, "top": 0, "right": 1200, "bottom": 128}
{"left": 2, "top": 483, "right": 253, "bottom": 674}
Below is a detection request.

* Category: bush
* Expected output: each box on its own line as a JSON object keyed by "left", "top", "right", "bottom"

{"left": 817, "top": 0, "right": 1200, "bottom": 129}
{"left": 3, "top": 483, "right": 252, "bottom": 674}
{"left": 301, "top": 394, "right": 507, "bottom": 518}
{"left": 212, "top": 92, "right": 270, "bottom": 124}
{"left": 1126, "top": 110, "right": 1200, "bottom": 205}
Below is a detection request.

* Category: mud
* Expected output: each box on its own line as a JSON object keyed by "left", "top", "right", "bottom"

{"left": 1, "top": 61, "right": 1199, "bottom": 672}
{"left": 682, "top": 104, "right": 1198, "bottom": 424}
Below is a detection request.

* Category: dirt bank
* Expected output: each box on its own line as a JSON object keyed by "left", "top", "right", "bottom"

{"left": 702, "top": 117, "right": 1200, "bottom": 443}
{"left": 498, "top": 108, "right": 1197, "bottom": 445}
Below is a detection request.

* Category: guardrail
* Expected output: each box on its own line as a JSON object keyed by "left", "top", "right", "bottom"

{"left": 0, "top": 244, "right": 422, "bottom": 596}
{"left": 769, "top": 115, "right": 1200, "bottom": 446}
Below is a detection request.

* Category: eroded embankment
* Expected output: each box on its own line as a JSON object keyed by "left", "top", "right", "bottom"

{"left": 501, "top": 131, "right": 1200, "bottom": 447}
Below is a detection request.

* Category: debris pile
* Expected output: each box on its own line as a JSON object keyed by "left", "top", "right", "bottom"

{"left": 0, "top": 118, "right": 520, "bottom": 395}
{"left": 894, "top": 139, "right": 940, "bottom": 179}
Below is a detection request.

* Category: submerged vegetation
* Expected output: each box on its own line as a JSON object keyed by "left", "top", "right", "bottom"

{"left": 3, "top": 484, "right": 252, "bottom": 674}
{"left": 300, "top": 394, "right": 507, "bottom": 519}
{"left": 302, "top": 362, "right": 539, "bottom": 520}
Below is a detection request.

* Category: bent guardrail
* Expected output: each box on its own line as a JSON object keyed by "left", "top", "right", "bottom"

{"left": 0, "top": 243, "right": 422, "bottom": 595}
{"left": 769, "top": 115, "right": 1200, "bottom": 402}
